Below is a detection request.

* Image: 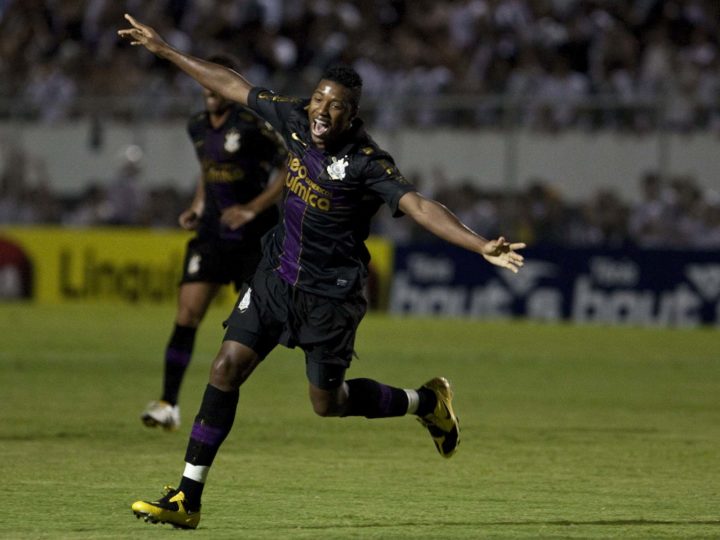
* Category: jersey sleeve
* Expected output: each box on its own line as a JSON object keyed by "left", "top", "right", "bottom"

{"left": 247, "top": 87, "right": 301, "bottom": 135}
{"left": 363, "top": 154, "right": 416, "bottom": 217}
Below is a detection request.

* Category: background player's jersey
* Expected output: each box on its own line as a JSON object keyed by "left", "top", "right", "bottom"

{"left": 187, "top": 104, "right": 286, "bottom": 243}
{"left": 248, "top": 87, "right": 416, "bottom": 299}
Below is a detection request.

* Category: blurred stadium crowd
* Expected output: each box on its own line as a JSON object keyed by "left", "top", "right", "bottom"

{"left": 2, "top": 141, "right": 719, "bottom": 249}
{"left": 1, "top": 0, "right": 719, "bottom": 129}
{"left": 1, "top": 0, "right": 719, "bottom": 248}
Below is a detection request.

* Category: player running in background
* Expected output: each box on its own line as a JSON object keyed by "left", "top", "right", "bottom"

{"left": 141, "top": 53, "right": 286, "bottom": 431}
{"left": 120, "top": 14, "right": 525, "bottom": 529}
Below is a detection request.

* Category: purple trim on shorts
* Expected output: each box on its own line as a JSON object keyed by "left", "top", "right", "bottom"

{"left": 166, "top": 347, "right": 191, "bottom": 367}
{"left": 190, "top": 422, "right": 226, "bottom": 446}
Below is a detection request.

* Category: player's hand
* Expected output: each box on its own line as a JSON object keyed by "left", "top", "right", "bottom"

{"left": 178, "top": 209, "right": 200, "bottom": 230}
{"left": 221, "top": 205, "right": 257, "bottom": 230}
{"left": 117, "top": 14, "right": 168, "bottom": 54}
{"left": 481, "top": 237, "right": 526, "bottom": 273}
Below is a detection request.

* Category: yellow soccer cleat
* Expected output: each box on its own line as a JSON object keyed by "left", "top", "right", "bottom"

{"left": 417, "top": 377, "right": 460, "bottom": 458}
{"left": 131, "top": 485, "right": 201, "bottom": 529}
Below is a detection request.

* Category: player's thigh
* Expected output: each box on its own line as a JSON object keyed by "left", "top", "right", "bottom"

{"left": 223, "top": 269, "right": 285, "bottom": 360}
{"left": 176, "top": 282, "right": 222, "bottom": 326}
{"left": 302, "top": 292, "right": 367, "bottom": 390}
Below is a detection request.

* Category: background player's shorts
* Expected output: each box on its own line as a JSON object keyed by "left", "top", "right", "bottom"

{"left": 224, "top": 266, "right": 367, "bottom": 389}
{"left": 180, "top": 237, "right": 262, "bottom": 291}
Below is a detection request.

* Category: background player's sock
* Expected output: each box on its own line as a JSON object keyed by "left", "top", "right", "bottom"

{"left": 161, "top": 324, "right": 197, "bottom": 405}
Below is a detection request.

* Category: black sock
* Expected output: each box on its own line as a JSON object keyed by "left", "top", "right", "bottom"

{"left": 161, "top": 324, "right": 197, "bottom": 405}
{"left": 342, "top": 378, "right": 409, "bottom": 418}
{"left": 184, "top": 384, "right": 239, "bottom": 467}
{"left": 177, "top": 477, "right": 203, "bottom": 511}
{"left": 415, "top": 387, "right": 437, "bottom": 417}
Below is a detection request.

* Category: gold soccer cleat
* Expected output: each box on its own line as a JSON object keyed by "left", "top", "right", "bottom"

{"left": 417, "top": 377, "right": 460, "bottom": 458}
{"left": 131, "top": 485, "right": 201, "bottom": 529}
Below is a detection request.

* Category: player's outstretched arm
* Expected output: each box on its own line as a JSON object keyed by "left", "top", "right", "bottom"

{"left": 398, "top": 191, "right": 526, "bottom": 273}
{"left": 117, "top": 14, "right": 253, "bottom": 106}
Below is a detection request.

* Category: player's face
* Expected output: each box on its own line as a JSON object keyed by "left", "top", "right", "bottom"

{"left": 307, "top": 79, "right": 355, "bottom": 147}
{"left": 203, "top": 88, "right": 231, "bottom": 115}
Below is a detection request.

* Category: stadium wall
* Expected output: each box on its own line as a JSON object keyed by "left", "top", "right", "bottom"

{"left": 3, "top": 227, "right": 718, "bottom": 328}
{"left": 0, "top": 228, "right": 394, "bottom": 309}
{"left": 2, "top": 121, "right": 718, "bottom": 202}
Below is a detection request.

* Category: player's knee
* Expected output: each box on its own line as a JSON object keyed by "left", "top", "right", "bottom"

{"left": 308, "top": 383, "right": 347, "bottom": 417}
{"left": 311, "top": 400, "right": 330, "bottom": 417}
{"left": 176, "top": 306, "right": 204, "bottom": 327}
{"left": 209, "top": 341, "right": 259, "bottom": 390}
{"left": 310, "top": 396, "right": 338, "bottom": 417}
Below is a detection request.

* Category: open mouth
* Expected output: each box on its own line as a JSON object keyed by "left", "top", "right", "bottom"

{"left": 311, "top": 118, "right": 330, "bottom": 138}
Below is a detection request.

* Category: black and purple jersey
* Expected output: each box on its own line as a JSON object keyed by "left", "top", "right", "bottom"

{"left": 188, "top": 104, "right": 286, "bottom": 243}
{"left": 247, "top": 87, "right": 416, "bottom": 299}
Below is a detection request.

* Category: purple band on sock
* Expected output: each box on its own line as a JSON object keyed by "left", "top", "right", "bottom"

{"left": 190, "top": 422, "right": 226, "bottom": 446}
{"left": 166, "top": 347, "right": 191, "bottom": 367}
{"left": 378, "top": 384, "right": 392, "bottom": 416}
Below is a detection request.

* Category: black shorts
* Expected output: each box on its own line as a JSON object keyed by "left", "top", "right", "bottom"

{"left": 224, "top": 266, "right": 367, "bottom": 389}
{"left": 180, "top": 237, "right": 262, "bottom": 292}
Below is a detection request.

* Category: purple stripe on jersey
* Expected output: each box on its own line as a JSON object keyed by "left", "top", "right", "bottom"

{"left": 276, "top": 148, "right": 327, "bottom": 284}
{"left": 166, "top": 347, "right": 191, "bottom": 367}
{"left": 302, "top": 147, "right": 326, "bottom": 178}
{"left": 210, "top": 183, "right": 245, "bottom": 240}
{"left": 212, "top": 183, "right": 236, "bottom": 209}
{"left": 277, "top": 194, "right": 306, "bottom": 284}
{"left": 190, "top": 422, "right": 226, "bottom": 446}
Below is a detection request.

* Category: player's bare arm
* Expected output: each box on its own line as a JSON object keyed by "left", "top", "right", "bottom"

{"left": 220, "top": 168, "right": 285, "bottom": 230}
{"left": 399, "top": 191, "right": 526, "bottom": 273}
{"left": 118, "top": 14, "right": 253, "bottom": 106}
{"left": 178, "top": 177, "right": 205, "bottom": 230}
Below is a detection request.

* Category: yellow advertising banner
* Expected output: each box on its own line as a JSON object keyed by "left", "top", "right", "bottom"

{"left": 0, "top": 227, "right": 394, "bottom": 309}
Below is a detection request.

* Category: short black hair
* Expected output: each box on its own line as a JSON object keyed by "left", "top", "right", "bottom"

{"left": 207, "top": 53, "right": 239, "bottom": 71}
{"left": 321, "top": 65, "right": 363, "bottom": 111}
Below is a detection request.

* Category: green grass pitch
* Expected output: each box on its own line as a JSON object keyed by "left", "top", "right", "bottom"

{"left": 1, "top": 303, "right": 718, "bottom": 539}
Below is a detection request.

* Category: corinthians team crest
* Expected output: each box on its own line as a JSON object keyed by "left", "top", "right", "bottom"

{"left": 238, "top": 287, "right": 252, "bottom": 312}
{"left": 187, "top": 254, "right": 201, "bottom": 275}
{"left": 224, "top": 129, "right": 241, "bottom": 153}
{"left": 327, "top": 156, "right": 349, "bottom": 180}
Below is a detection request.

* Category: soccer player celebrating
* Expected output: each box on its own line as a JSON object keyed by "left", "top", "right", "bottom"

{"left": 119, "top": 14, "right": 525, "bottom": 529}
{"left": 141, "top": 53, "right": 287, "bottom": 431}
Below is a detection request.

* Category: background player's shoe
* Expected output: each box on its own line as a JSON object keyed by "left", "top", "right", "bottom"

{"left": 131, "top": 485, "right": 200, "bottom": 529}
{"left": 417, "top": 377, "right": 460, "bottom": 458}
{"left": 141, "top": 400, "right": 180, "bottom": 431}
